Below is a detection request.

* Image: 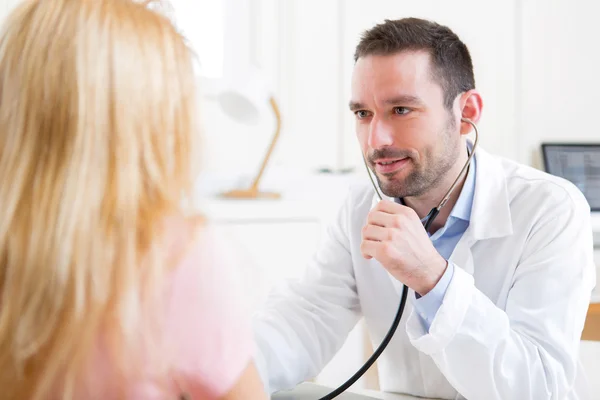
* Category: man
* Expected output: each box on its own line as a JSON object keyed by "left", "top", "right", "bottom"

{"left": 252, "top": 18, "right": 596, "bottom": 400}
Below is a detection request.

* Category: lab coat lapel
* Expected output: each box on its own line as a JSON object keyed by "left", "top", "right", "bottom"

{"left": 449, "top": 233, "right": 476, "bottom": 275}
{"left": 450, "top": 147, "right": 516, "bottom": 274}
{"left": 468, "top": 148, "right": 513, "bottom": 240}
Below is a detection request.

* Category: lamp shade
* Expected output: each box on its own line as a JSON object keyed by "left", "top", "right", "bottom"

{"left": 214, "top": 68, "right": 272, "bottom": 125}
{"left": 217, "top": 91, "right": 260, "bottom": 125}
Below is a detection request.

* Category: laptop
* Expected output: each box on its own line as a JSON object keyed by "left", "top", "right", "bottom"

{"left": 541, "top": 143, "right": 600, "bottom": 246}
{"left": 541, "top": 143, "right": 600, "bottom": 211}
{"left": 271, "top": 383, "right": 379, "bottom": 400}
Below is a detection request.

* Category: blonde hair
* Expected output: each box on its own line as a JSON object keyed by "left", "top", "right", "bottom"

{"left": 0, "top": 0, "right": 200, "bottom": 398}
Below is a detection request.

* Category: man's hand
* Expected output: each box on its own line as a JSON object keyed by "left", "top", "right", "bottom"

{"left": 361, "top": 200, "right": 448, "bottom": 296}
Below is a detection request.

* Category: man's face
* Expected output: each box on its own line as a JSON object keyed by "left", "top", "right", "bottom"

{"left": 350, "top": 51, "right": 461, "bottom": 199}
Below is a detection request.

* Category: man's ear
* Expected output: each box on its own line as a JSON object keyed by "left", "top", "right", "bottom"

{"left": 458, "top": 90, "right": 483, "bottom": 135}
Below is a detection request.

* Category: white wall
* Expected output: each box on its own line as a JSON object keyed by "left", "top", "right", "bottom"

{"left": 518, "top": 0, "right": 600, "bottom": 168}
{"left": 200, "top": 0, "right": 349, "bottom": 183}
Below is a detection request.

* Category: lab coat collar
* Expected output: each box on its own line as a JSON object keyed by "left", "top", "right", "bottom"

{"left": 468, "top": 146, "right": 513, "bottom": 241}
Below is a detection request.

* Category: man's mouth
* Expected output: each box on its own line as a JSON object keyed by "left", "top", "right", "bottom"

{"left": 374, "top": 157, "right": 410, "bottom": 174}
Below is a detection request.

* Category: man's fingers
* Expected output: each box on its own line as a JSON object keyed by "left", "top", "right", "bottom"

{"left": 374, "top": 199, "right": 404, "bottom": 214}
{"left": 362, "top": 224, "right": 394, "bottom": 242}
{"left": 374, "top": 200, "right": 418, "bottom": 220}
{"left": 367, "top": 210, "right": 401, "bottom": 228}
{"left": 368, "top": 210, "right": 408, "bottom": 229}
{"left": 360, "top": 239, "right": 380, "bottom": 260}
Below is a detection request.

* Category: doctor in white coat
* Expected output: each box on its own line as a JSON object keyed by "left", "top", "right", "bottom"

{"left": 252, "top": 18, "right": 596, "bottom": 400}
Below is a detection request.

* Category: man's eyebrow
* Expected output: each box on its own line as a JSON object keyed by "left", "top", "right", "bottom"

{"left": 384, "top": 95, "right": 424, "bottom": 106}
{"left": 349, "top": 95, "right": 424, "bottom": 111}
{"left": 348, "top": 101, "right": 365, "bottom": 111}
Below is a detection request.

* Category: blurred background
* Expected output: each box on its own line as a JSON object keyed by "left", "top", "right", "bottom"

{"left": 1, "top": 0, "right": 599, "bottom": 393}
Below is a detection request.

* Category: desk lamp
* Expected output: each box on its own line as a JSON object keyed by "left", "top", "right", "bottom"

{"left": 216, "top": 73, "right": 282, "bottom": 199}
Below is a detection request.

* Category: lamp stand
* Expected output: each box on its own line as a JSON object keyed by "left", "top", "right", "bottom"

{"left": 221, "top": 96, "right": 282, "bottom": 200}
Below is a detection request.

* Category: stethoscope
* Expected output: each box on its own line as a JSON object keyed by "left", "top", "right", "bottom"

{"left": 317, "top": 118, "right": 479, "bottom": 400}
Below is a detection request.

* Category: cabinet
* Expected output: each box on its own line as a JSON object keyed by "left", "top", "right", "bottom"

{"left": 198, "top": 172, "right": 372, "bottom": 389}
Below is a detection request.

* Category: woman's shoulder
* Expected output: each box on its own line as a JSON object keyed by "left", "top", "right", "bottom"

{"left": 162, "top": 215, "right": 234, "bottom": 290}
{"left": 162, "top": 216, "right": 253, "bottom": 398}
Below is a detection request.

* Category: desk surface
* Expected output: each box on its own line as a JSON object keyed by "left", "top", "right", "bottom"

{"left": 271, "top": 383, "right": 435, "bottom": 400}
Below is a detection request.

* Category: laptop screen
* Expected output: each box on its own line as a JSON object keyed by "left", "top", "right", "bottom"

{"left": 541, "top": 143, "right": 600, "bottom": 211}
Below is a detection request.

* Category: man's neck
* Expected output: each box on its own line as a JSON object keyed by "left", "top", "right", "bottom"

{"left": 403, "top": 145, "right": 470, "bottom": 233}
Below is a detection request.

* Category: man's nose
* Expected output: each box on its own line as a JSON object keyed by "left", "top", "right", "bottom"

{"left": 367, "top": 117, "right": 394, "bottom": 149}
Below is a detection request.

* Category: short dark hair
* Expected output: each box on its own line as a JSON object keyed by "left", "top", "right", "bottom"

{"left": 354, "top": 18, "right": 475, "bottom": 110}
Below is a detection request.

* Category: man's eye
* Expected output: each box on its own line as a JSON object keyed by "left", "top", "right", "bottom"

{"left": 393, "top": 107, "right": 410, "bottom": 115}
{"left": 355, "top": 110, "right": 370, "bottom": 119}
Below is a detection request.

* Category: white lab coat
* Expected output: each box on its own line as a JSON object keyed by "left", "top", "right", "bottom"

{"left": 252, "top": 147, "right": 596, "bottom": 400}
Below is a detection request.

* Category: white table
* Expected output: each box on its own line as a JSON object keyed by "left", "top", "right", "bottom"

{"left": 359, "top": 389, "right": 436, "bottom": 400}
{"left": 271, "top": 383, "right": 437, "bottom": 400}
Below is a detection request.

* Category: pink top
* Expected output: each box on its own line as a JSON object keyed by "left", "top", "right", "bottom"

{"left": 160, "top": 226, "right": 254, "bottom": 399}
{"left": 74, "top": 224, "right": 253, "bottom": 399}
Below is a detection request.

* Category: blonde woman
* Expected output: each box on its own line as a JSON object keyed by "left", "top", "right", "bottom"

{"left": 0, "top": 0, "right": 267, "bottom": 399}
